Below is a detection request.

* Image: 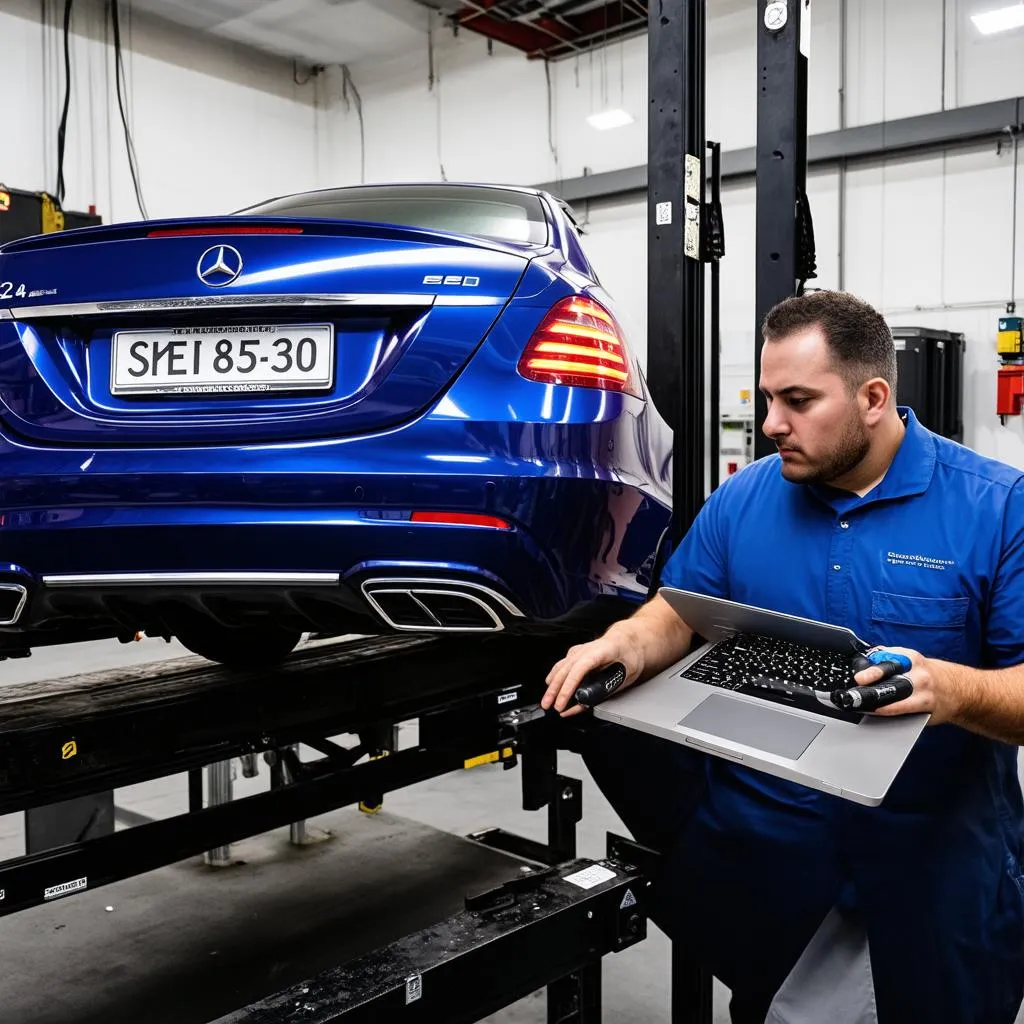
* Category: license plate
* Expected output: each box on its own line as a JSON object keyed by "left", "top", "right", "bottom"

{"left": 110, "top": 323, "right": 334, "bottom": 396}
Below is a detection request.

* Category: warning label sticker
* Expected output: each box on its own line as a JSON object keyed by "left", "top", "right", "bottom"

{"left": 563, "top": 864, "right": 617, "bottom": 890}
{"left": 44, "top": 877, "right": 87, "bottom": 901}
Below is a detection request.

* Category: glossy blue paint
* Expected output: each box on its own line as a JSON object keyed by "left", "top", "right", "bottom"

{"left": 0, "top": 184, "right": 673, "bottom": 652}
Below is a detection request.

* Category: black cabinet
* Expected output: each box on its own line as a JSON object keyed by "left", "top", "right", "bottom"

{"left": 891, "top": 327, "right": 965, "bottom": 442}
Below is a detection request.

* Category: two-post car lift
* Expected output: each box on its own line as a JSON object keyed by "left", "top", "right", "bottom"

{"left": 0, "top": 0, "right": 813, "bottom": 1019}
{"left": 0, "top": 630, "right": 659, "bottom": 1022}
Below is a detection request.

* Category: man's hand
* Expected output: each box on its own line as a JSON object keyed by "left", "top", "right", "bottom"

{"left": 541, "top": 625, "right": 645, "bottom": 717}
{"left": 853, "top": 646, "right": 961, "bottom": 724}
{"left": 542, "top": 593, "right": 694, "bottom": 717}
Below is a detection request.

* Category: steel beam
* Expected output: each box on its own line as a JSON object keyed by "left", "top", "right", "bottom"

{"left": 536, "top": 97, "right": 1024, "bottom": 204}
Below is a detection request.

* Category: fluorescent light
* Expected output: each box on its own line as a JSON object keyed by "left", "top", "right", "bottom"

{"left": 586, "top": 108, "right": 634, "bottom": 131}
{"left": 971, "top": 3, "right": 1024, "bottom": 34}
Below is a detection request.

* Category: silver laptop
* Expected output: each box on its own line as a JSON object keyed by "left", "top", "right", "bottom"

{"left": 592, "top": 587, "right": 930, "bottom": 806}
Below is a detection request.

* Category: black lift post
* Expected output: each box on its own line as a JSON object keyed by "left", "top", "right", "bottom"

{"left": 753, "top": 0, "right": 815, "bottom": 459}
{"left": 648, "top": 0, "right": 707, "bottom": 547}
{"left": 646, "top": 1, "right": 717, "bottom": 1022}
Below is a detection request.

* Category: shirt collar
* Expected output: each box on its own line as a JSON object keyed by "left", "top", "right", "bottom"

{"left": 808, "top": 406, "right": 936, "bottom": 509}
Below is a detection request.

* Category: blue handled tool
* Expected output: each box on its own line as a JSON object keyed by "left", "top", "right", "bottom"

{"left": 851, "top": 650, "right": 912, "bottom": 679}
{"left": 867, "top": 649, "right": 912, "bottom": 673}
{"left": 836, "top": 649, "right": 915, "bottom": 711}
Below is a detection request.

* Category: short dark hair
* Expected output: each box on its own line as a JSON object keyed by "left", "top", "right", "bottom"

{"left": 762, "top": 290, "right": 897, "bottom": 392}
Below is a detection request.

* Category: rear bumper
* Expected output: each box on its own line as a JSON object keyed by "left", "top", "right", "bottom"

{"left": 0, "top": 404, "right": 671, "bottom": 642}
{"left": 0, "top": 478, "right": 668, "bottom": 645}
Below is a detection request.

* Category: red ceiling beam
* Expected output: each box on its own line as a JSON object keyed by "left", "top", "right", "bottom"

{"left": 453, "top": 9, "right": 565, "bottom": 55}
{"left": 451, "top": 1, "right": 647, "bottom": 59}
{"left": 565, "top": 1, "right": 641, "bottom": 42}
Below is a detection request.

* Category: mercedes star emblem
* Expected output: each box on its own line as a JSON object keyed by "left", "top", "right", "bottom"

{"left": 196, "top": 244, "right": 243, "bottom": 287}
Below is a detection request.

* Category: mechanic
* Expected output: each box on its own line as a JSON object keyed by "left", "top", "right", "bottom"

{"left": 543, "top": 289, "right": 1024, "bottom": 1024}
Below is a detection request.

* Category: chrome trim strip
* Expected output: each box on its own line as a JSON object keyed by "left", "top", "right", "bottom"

{"left": 0, "top": 308, "right": 12, "bottom": 320}
{"left": 432, "top": 295, "right": 507, "bottom": 306}
{"left": 42, "top": 571, "right": 340, "bottom": 588}
{"left": 10, "top": 294, "right": 435, "bottom": 318}
{"left": 0, "top": 584, "right": 28, "bottom": 626}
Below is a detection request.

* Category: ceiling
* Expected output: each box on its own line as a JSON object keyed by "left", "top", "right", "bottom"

{"left": 128, "top": 0, "right": 432, "bottom": 67}
{"left": 128, "top": 0, "right": 648, "bottom": 67}
{"left": 416, "top": 1, "right": 648, "bottom": 61}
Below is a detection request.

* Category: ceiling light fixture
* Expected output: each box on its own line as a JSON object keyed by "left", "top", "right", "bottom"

{"left": 586, "top": 108, "right": 635, "bottom": 131}
{"left": 971, "top": 3, "right": 1024, "bottom": 34}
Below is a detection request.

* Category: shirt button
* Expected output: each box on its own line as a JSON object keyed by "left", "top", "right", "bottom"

{"left": 840, "top": 521, "right": 849, "bottom": 529}
{"left": 833, "top": 564, "right": 841, "bottom": 571}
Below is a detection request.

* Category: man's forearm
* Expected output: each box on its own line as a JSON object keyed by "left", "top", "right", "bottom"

{"left": 935, "top": 659, "right": 1024, "bottom": 745}
{"left": 608, "top": 594, "right": 694, "bottom": 680}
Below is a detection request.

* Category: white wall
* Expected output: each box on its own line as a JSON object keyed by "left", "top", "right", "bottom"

{"left": 0, "top": 0, "right": 327, "bottom": 222}
{"left": 325, "top": 0, "right": 1024, "bottom": 465}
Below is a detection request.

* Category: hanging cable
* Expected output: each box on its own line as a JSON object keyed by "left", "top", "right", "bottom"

{"left": 293, "top": 59, "right": 314, "bottom": 86}
{"left": 427, "top": 12, "right": 435, "bottom": 91}
{"left": 619, "top": 0, "right": 625, "bottom": 106}
{"left": 427, "top": 20, "right": 446, "bottom": 181}
{"left": 110, "top": 0, "right": 148, "bottom": 219}
{"left": 340, "top": 64, "right": 365, "bottom": 185}
{"left": 601, "top": 0, "right": 609, "bottom": 108}
{"left": 544, "top": 59, "right": 558, "bottom": 174}
{"left": 55, "top": 0, "right": 73, "bottom": 205}
{"left": 1010, "top": 126, "right": 1020, "bottom": 314}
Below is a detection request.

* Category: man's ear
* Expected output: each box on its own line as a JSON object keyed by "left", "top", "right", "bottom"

{"left": 860, "top": 377, "right": 891, "bottom": 421}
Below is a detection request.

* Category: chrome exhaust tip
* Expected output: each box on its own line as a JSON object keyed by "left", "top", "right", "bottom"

{"left": 0, "top": 584, "right": 28, "bottom": 626}
{"left": 360, "top": 578, "right": 524, "bottom": 633}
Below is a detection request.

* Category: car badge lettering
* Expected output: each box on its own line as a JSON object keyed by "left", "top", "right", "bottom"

{"left": 422, "top": 274, "right": 479, "bottom": 287}
{"left": 196, "top": 245, "right": 243, "bottom": 287}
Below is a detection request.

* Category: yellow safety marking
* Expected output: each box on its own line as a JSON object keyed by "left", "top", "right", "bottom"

{"left": 61, "top": 740, "right": 78, "bottom": 760}
{"left": 463, "top": 747, "right": 514, "bottom": 770}
{"left": 40, "top": 193, "right": 65, "bottom": 233}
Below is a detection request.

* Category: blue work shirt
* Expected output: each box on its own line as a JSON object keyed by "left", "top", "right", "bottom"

{"left": 663, "top": 405, "right": 1024, "bottom": 808}
{"left": 659, "top": 407, "right": 1024, "bottom": 1022}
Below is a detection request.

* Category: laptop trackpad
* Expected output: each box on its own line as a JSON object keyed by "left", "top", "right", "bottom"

{"left": 679, "top": 693, "right": 824, "bottom": 760}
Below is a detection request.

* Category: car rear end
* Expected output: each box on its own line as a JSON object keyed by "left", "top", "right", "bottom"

{"left": 0, "top": 186, "right": 671, "bottom": 652}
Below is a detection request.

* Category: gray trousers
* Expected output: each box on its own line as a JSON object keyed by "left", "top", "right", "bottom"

{"left": 765, "top": 909, "right": 877, "bottom": 1024}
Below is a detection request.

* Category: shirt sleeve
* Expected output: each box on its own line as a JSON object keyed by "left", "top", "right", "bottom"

{"left": 659, "top": 480, "right": 731, "bottom": 600}
{"left": 985, "top": 477, "right": 1024, "bottom": 669}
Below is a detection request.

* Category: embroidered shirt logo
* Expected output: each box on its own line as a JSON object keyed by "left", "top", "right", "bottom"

{"left": 887, "top": 551, "right": 955, "bottom": 571}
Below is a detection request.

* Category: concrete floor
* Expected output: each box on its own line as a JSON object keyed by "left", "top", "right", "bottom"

{"left": 0, "top": 636, "right": 725, "bottom": 1024}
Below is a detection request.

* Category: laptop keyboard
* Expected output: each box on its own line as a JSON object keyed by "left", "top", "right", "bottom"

{"left": 682, "top": 632, "right": 863, "bottom": 723}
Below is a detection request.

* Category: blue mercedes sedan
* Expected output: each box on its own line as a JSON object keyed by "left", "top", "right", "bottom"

{"left": 0, "top": 183, "right": 672, "bottom": 667}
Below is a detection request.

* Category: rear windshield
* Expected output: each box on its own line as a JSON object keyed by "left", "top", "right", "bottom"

{"left": 238, "top": 185, "right": 549, "bottom": 246}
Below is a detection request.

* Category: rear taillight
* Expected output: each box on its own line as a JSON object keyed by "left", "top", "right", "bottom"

{"left": 517, "top": 297, "right": 641, "bottom": 398}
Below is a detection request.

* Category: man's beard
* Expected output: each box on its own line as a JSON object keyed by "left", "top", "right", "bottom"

{"left": 780, "top": 415, "right": 870, "bottom": 485}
